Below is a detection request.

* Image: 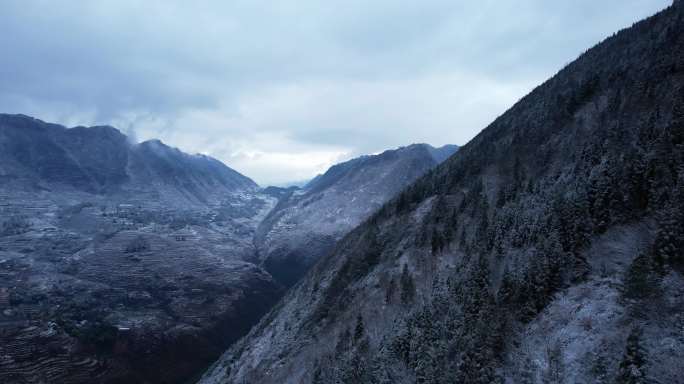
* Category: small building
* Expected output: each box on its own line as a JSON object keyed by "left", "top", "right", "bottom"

{"left": 116, "top": 204, "right": 136, "bottom": 215}
{"left": 173, "top": 228, "right": 195, "bottom": 242}
{"left": 114, "top": 326, "right": 132, "bottom": 354}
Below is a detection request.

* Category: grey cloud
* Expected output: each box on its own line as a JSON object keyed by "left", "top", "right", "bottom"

{"left": 0, "top": 0, "right": 671, "bottom": 184}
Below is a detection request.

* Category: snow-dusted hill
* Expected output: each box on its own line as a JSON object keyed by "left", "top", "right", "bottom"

{"left": 255, "top": 144, "right": 457, "bottom": 286}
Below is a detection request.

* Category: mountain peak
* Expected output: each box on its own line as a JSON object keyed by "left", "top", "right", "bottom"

{"left": 138, "top": 138, "right": 167, "bottom": 148}
{"left": 395, "top": 143, "right": 459, "bottom": 163}
{"left": 0, "top": 114, "right": 257, "bottom": 199}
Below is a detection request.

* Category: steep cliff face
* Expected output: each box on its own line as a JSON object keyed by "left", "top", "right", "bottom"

{"left": 200, "top": 3, "right": 684, "bottom": 384}
{"left": 255, "top": 144, "right": 457, "bottom": 286}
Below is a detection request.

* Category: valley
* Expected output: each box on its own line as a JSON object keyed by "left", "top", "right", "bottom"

{"left": 0, "top": 114, "right": 453, "bottom": 383}
{"left": 1, "top": 2, "right": 682, "bottom": 384}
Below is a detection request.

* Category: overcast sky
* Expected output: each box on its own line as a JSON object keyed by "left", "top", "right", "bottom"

{"left": 0, "top": 0, "right": 671, "bottom": 185}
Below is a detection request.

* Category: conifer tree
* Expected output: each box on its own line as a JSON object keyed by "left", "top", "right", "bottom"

{"left": 385, "top": 278, "right": 396, "bottom": 304}
{"left": 518, "top": 354, "right": 537, "bottom": 384}
{"left": 497, "top": 266, "right": 516, "bottom": 305}
{"left": 400, "top": 264, "right": 416, "bottom": 305}
{"left": 652, "top": 205, "right": 683, "bottom": 267}
{"left": 616, "top": 328, "right": 648, "bottom": 384}
{"left": 312, "top": 362, "right": 325, "bottom": 384}
{"left": 591, "top": 350, "right": 610, "bottom": 384}
{"left": 336, "top": 328, "right": 352, "bottom": 357}
{"left": 623, "top": 253, "right": 661, "bottom": 303}
{"left": 353, "top": 315, "right": 366, "bottom": 346}
{"left": 542, "top": 342, "right": 564, "bottom": 384}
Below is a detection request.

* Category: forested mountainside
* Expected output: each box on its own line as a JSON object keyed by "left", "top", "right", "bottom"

{"left": 256, "top": 144, "right": 457, "bottom": 286}
{"left": 200, "top": 3, "right": 684, "bottom": 384}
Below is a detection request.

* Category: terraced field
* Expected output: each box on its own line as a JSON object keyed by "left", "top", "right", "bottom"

{"left": 0, "top": 189, "right": 281, "bottom": 384}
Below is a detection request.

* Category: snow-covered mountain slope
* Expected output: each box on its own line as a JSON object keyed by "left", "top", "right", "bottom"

{"left": 255, "top": 144, "right": 457, "bottom": 286}
{"left": 199, "top": 3, "right": 684, "bottom": 383}
{"left": 0, "top": 116, "right": 282, "bottom": 384}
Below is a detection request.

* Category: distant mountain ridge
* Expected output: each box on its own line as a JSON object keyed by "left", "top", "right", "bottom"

{"left": 0, "top": 113, "right": 257, "bottom": 205}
